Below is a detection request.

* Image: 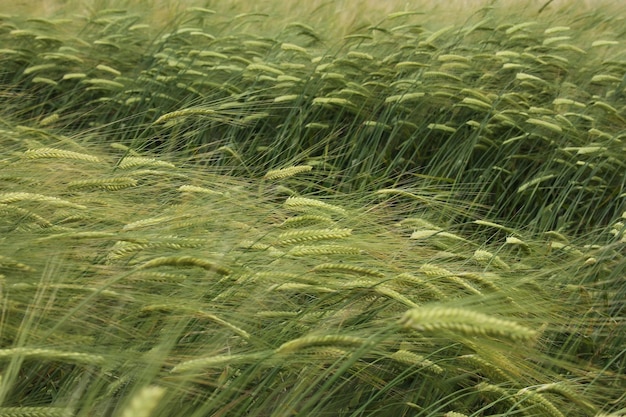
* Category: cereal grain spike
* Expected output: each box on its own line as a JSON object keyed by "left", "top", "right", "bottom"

{"left": 283, "top": 196, "right": 346, "bottom": 214}
{"left": 120, "top": 385, "right": 166, "bottom": 417}
{"left": 312, "top": 263, "right": 384, "bottom": 277}
{"left": 137, "top": 256, "right": 231, "bottom": 275}
{"left": 23, "top": 147, "right": 100, "bottom": 162}
{"left": 399, "top": 307, "right": 536, "bottom": 341}
{"left": 172, "top": 352, "right": 268, "bottom": 373}
{"left": 68, "top": 177, "right": 137, "bottom": 191}
{"left": 0, "top": 347, "right": 104, "bottom": 365}
{"left": 276, "top": 228, "right": 352, "bottom": 245}
{"left": 389, "top": 350, "right": 443, "bottom": 373}
{"left": 0, "top": 193, "right": 86, "bottom": 209}
{"left": 118, "top": 156, "right": 175, "bottom": 169}
{"left": 0, "top": 407, "right": 73, "bottom": 417}
{"left": 473, "top": 249, "right": 510, "bottom": 270}
{"left": 264, "top": 165, "right": 312, "bottom": 180}
{"left": 276, "top": 334, "right": 364, "bottom": 354}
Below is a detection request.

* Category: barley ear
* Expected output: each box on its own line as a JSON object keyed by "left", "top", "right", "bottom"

{"left": 23, "top": 147, "right": 100, "bottom": 162}
{"left": 515, "top": 389, "right": 564, "bottom": 417}
{"left": 0, "top": 348, "right": 105, "bottom": 366}
{"left": 389, "top": 350, "right": 443, "bottom": 374}
{"left": 118, "top": 156, "right": 175, "bottom": 169}
{"left": 68, "top": 177, "right": 137, "bottom": 191}
{"left": 399, "top": 307, "right": 536, "bottom": 341}
{"left": 171, "top": 352, "right": 269, "bottom": 373}
{"left": 119, "top": 386, "right": 166, "bottom": 417}
{"left": 0, "top": 256, "right": 35, "bottom": 272}
{"left": 444, "top": 412, "right": 469, "bottom": 417}
{"left": 276, "top": 228, "right": 351, "bottom": 245}
{"left": 136, "top": 256, "right": 232, "bottom": 275}
{"left": 473, "top": 249, "right": 511, "bottom": 270}
{"left": 535, "top": 383, "right": 597, "bottom": 414}
{"left": 0, "top": 407, "right": 73, "bottom": 417}
{"left": 283, "top": 196, "right": 347, "bottom": 215}
{"left": 275, "top": 335, "right": 365, "bottom": 354}
{"left": 264, "top": 165, "right": 312, "bottom": 180}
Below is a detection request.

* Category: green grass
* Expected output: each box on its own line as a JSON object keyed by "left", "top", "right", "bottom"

{"left": 0, "top": 1, "right": 625, "bottom": 416}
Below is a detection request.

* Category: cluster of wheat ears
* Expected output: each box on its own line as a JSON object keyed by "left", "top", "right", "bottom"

{"left": 0, "top": 0, "right": 624, "bottom": 416}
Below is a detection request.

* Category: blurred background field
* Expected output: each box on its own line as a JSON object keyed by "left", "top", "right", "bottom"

{"left": 1, "top": 0, "right": 612, "bottom": 29}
